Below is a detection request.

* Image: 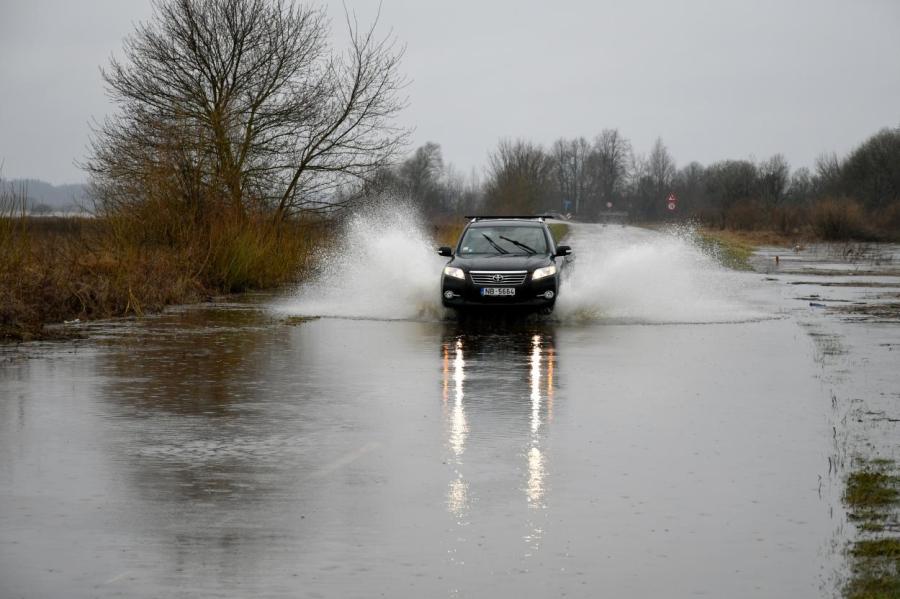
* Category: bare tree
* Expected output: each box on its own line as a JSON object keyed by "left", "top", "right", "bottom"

{"left": 86, "top": 0, "right": 408, "bottom": 222}
{"left": 642, "top": 137, "right": 675, "bottom": 218}
{"left": 757, "top": 154, "right": 790, "bottom": 207}
{"left": 549, "top": 137, "right": 590, "bottom": 215}
{"left": 648, "top": 138, "right": 675, "bottom": 193}
{"left": 785, "top": 167, "right": 814, "bottom": 204}
{"left": 673, "top": 161, "right": 707, "bottom": 216}
{"left": 705, "top": 159, "right": 758, "bottom": 209}
{"left": 444, "top": 166, "right": 484, "bottom": 216}
{"left": 484, "top": 139, "right": 553, "bottom": 214}
{"left": 585, "top": 129, "right": 631, "bottom": 215}
{"left": 398, "top": 142, "right": 445, "bottom": 216}
{"left": 839, "top": 126, "right": 900, "bottom": 211}
{"left": 814, "top": 152, "right": 844, "bottom": 197}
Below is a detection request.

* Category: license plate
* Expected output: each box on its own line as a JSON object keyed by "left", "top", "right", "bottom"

{"left": 481, "top": 287, "right": 516, "bottom": 296}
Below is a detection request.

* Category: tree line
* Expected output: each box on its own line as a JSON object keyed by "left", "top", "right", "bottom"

{"left": 370, "top": 126, "right": 900, "bottom": 237}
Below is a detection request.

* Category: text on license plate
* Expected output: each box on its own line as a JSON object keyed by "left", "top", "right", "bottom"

{"left": 481, "top": 287, "right": 516, "bottom": 296}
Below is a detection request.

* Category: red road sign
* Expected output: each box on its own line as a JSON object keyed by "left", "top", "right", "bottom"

{"left": 666, "top": 193, "right": 677, "bottom": 211}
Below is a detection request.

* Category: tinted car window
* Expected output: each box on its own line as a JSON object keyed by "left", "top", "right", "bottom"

{"left": 458, "top": 226, "right": 548, "bottom": 256}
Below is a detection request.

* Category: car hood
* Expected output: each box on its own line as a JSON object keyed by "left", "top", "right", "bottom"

{"left": 450, "top": 254, "right": 552, "bottom": 271}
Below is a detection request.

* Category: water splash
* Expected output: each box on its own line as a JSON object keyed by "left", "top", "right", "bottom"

{"left": 554, "top": 223, "right": 766, "bottom": 324}
{"left": 274, "top": 203, "right": 447, "bottom": 321}
{"left": 275, "top": 206, "right": 767, "bottom": 325}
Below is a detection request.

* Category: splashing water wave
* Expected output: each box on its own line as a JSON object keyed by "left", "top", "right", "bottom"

{"left": 275, "top": 205, "right": 447, "bottom": 321}
{"left": 275, "top": 206, "right": 769, "bottom": 325}
{"left": 553, "top": 224, "right": 767, "bottom": 324}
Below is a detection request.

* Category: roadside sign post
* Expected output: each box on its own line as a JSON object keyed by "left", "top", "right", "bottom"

{"left": 666, "top": 192, "right": 678, "bottom": 212}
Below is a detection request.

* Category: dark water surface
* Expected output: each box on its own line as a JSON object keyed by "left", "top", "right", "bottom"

{"left": 1, "top": 303, "right": 838, "bottom": 598}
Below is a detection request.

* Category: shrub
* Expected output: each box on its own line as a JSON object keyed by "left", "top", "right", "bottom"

{"left": 810, "top": 198, "right": 873, "bottom": 241}
{"left": 877, "top": 203, "right": 900, "bottom": 240}
{"left": 723, "top": 200, "right": 767, "bottom": 230}
{"left": 771, "top": 204, "right": 807, "bottom": 236}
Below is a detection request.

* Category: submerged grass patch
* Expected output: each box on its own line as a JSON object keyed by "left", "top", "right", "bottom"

{"left": 852, "top": 538, "right": 900, "bottom": 560}
{"left": 846, "top": 572, "right": 900, "bottom": 599}
{"left": 846, "top": 470, "right": 900, "bottom": 512}
{"left": 843, "top": 458, "right": 900, "bottom": 599}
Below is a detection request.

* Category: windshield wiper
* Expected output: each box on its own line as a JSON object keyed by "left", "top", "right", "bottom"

{"left": 481, "top": 233, "right": 509, "bottom": 254}
{"left": 499, "top": 235, "right": 537, "bottom": 254}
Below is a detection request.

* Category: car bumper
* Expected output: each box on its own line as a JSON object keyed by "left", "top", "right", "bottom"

{"left": 441, "top": 274, "right": 558, "bottom": 310}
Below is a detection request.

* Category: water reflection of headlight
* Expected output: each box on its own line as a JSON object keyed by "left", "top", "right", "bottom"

{"left": 444, "top": 338, "right": 469, "bottom": 518}
{"left": 547, "top": 345, "right": 554, "bottom": 421}
{"left": 442, "top": 344, "right": 450, "bottom": 404}
{"left": 527, "top": 446, "right": 545, "bottom": 506}
{"left": 530, "top": 335, "right": 542, "bottom": 434}
{"left": 447, "top": 476, "right": 468, "bottom": 517}
{"left": 450, "top": 339, "right": 467, "bottom": 458}
{"left": 527, "top": 334, "right": 551, "bottom": 510}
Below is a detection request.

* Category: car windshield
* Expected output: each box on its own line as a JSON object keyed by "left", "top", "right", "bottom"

{"left": 458, "top": 226, "right": 548, "bottom": 256}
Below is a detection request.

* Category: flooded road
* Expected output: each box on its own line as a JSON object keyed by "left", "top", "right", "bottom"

{"left": 2, "top": 222, "right": 899, "bottom": 598}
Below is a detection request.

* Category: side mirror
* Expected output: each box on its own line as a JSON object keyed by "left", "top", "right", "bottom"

{"left": 555, "top": 245, "right": 572, "bottom": 257}
{"left": 437, "top": 246, "right": 453, "bottom": 257}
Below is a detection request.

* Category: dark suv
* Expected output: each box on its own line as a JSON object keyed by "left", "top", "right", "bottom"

{"left": 438, "top": 216, "right": 572, "bottom": 314}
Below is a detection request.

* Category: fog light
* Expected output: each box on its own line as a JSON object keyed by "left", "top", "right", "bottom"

{"left": 543, "top": 290, "right": 555, "bottom": 299}
{"left": 444, "top": 290, "right": 456, "bottom": 299}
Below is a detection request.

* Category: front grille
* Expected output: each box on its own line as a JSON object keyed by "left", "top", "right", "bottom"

{"left": 470, "top": 270, "right": 528, "bottom": 286}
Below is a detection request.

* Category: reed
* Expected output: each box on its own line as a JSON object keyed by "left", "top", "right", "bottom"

{"left": 0, "top": 180, "right": 328, "bottom": 340}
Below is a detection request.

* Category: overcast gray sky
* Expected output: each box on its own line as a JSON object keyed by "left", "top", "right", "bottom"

{"left": 1, "top": 0, "right": 898, "bottom": 184}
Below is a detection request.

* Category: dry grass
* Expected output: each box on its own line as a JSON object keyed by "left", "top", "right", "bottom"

{"left": 693, "top": 230, "right": 755, "bottom": 270}
{"left": 698, "top": 227, "right": 802, "bottom": 249}
{"left": 430, "top": 216, "right": 466, "bottom": 247}
{"left": 0, "top": 182, "right": 329, "bottom": 340}
{"left": 547, "top": 222, "right": 571, "bottom": 244}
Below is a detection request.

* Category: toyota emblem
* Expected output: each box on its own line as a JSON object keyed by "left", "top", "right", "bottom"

{"left": 492, "top": 274, "right": 504, "bottom": 283}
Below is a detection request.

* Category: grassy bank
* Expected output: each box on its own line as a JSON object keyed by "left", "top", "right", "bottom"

{"left": 1, "top": 192, "right": 328, "bottom": 341}
{"left": 693, "top": 229, "right": 763, "bottom": 271}
{"left": 547, "top": 222, "right": 571, "bottom": 244}
{"left": 843, "top": 459, "right": 900, "bottom": 598}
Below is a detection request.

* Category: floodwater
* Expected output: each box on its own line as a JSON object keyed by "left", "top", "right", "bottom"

{"left": 2, "top": 216, "right": 899, "bottom": 598}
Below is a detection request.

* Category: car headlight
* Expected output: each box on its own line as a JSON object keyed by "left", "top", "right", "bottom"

{"left": 531, "top": 264, "right": 557, "bottom": 281}
{"left": 443, "top": 266, "right": 466, "bottom": 280}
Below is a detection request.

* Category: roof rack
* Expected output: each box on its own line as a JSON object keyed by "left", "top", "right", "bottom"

{"left": 464, "top": 215, "right": 556, "bottom": 222}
